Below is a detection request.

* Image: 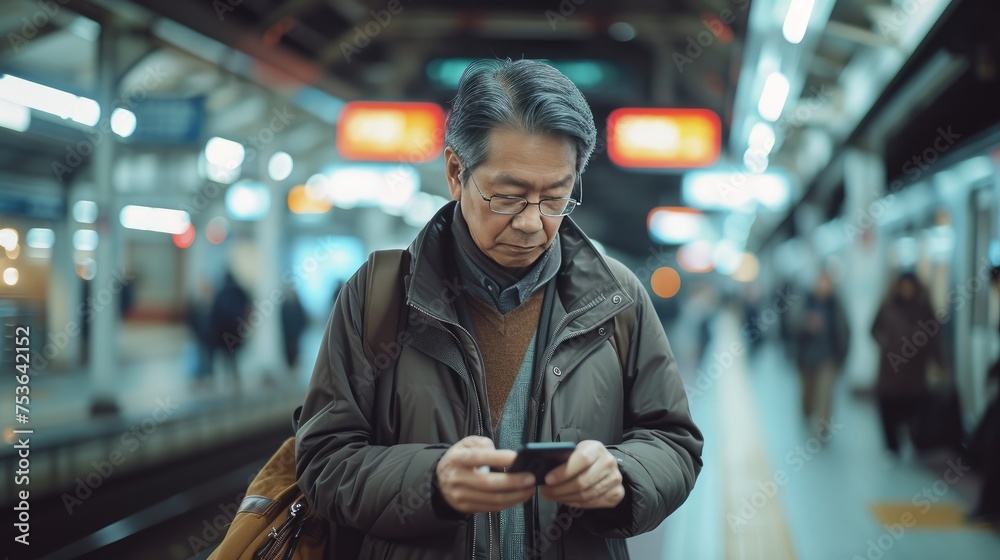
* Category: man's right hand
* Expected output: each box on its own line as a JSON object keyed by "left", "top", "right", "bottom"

{"left": 436, "top": 436, "right": 536, "bottom": 514}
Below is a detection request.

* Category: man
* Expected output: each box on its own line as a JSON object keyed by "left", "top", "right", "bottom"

{"left": 296, "top": 59, "right": 703, "bottom": 560}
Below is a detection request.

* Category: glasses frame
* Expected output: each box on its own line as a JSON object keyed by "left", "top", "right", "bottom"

{"left": 467, "top": 172, "right": 582, "bottom": 217}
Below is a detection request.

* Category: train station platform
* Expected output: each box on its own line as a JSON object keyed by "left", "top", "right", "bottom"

{"left": 2, "top": 312, "right": 997, "bottom": 558}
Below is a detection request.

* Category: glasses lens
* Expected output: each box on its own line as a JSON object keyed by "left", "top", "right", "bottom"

{"left": 540, "top": 199, "right": 577, "bottom": 216}
{"left": 490, "top": 196, "right": 528, "bottom": 214}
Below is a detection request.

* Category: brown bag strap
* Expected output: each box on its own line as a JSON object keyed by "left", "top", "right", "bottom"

{"left": 362, "top": 249, "right": 409, "bottom": 371}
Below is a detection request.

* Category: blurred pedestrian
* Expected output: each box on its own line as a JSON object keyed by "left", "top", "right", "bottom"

{"left": 969, "top": 268, "right": 1000, "bottom": 525}
{"left": 281, "top": 287, "right": 308, "bottom": 373}
{"left": 208, "top": 270, "right": 251, "bottom": 388}
{"left": 870, "top": 272, "right": 943, "bottom": 458}
{"left": 184, "top": 278, "right": 214, "bottom": 387}
{"left": 795, "top": 271, "right": 849, "bottom": 439}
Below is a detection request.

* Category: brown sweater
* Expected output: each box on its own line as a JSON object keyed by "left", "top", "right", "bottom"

{"left": 465, "top": 289, "right": 545, "bottom": 432}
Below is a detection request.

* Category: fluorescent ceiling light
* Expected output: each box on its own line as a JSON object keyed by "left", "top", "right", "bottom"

{"left": 268, "top": 151, "right": 294, "bottom": 181}
{"left": 26, "top": 228, "right": 55, "bottom": 249}
{"left": 748, "top": 122, "right": 775, "bottom": 155}
{"left": 73, "top": 229, "right": 99, "bottom": 251}
{"left": 758, "top": 72, "right": 790, "bottom": 122}
{"left": 226, "top": 181, "right": 271, "bottom": 220}
{"left": 743, "top": 148, "right": 769, "bottom": 173}
{"left": 782, "top": 0, "right": 817, "bottom": 44}
{"left": 648, "top": 208, "right": 707, "bottom": 245}
{"left": 0, "top": 99, "right": 30, "bottom": 132}
{"left": 0, "top": 228, "right": 18, "bottom": 250}
{"left": 120, "top": 205, "right": 191, "bottom": 235}
{"left": 111, "top": 108, "right": 137, "bottom": 138}
{"left": 0, "top": 74, "right": 100, "bottom": 126}
{"left": 205, "top": 137, "right": 245, "bottom": 169}
{"left": 682, "top": 171, "right": 791, "bottom": 211}
{"left": 203, "top": 137, "right": 245, "bottom": 184}
{"left": 73, "top": 200, "right": 98, "bottom": 223}
{"left": 324, "top": 164, "right": 419, "bottom": 211}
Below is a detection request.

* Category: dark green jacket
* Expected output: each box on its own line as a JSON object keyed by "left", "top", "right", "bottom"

{"left": 295, "top": 202, "right": 703, "bottom": 559}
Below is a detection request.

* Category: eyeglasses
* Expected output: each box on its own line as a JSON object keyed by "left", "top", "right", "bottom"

{"left": 467, "top": 173, "right": 581, "bottom": 217}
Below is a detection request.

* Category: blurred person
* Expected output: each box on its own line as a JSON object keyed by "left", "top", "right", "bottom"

{"left": 870, "top": 272, "right": 943, "bottom": 458}
{"left": 184, "top": 278, "right": 215, "bottom": 387}
{"left": 741, "top": 283, "right": 763, "bottom": 356}
{"left": 795, "top": 271, "right": 850, "bottom": 439}
{"left": 969, "top": 268, "right": 1000, "bottom": 525}
{"left": 280, "top": 286, "right": 308, "bottom": 372}
{"left": 296, "top": 59, "right": 703, "bottom": 559}
{"left": 207, "top": 270, "right": 251, "bottom": 388}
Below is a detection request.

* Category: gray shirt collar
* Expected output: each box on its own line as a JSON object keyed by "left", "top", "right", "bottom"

{"left": 451, "top": 202, "right": 561, "bottom": 314}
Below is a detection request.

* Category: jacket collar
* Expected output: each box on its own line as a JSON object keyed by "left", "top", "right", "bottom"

{"left": 406, "top": 200, "right": 634, "bottom": 330}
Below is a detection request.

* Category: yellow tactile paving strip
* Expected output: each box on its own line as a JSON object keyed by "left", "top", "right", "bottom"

{"left": 870, "top": 502, "right": 993, "bottom": 531}
{"left": 720, "top": 356, "right": 797, "bottom": 560}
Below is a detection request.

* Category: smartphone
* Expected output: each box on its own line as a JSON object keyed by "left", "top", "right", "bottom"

{"left": 509, "top": 442, "right": 576, "bottom": 484}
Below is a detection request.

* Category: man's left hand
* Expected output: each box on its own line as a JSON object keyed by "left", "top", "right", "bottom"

{"left": 539, "top": 440, "right": 625, "bottom": 509}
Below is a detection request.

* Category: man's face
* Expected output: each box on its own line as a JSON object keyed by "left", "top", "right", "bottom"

{"left": 445, "top": 128, "right": 577, "bottom": 274}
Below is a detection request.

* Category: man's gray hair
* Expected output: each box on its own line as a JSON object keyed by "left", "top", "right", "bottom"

{"left": 444, "top": 59, "right": 597, "bottom": 191}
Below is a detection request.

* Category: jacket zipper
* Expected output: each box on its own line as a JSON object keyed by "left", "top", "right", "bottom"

{"left": 532, "top": 296, "right": 605, "bottom": 443}
{"left": 254, "top": 501, "right": 305, "bottom": 560}
{"left": 526, "top": 296, "right": 609, "bottom": 560}
{"left": 411, "top": 305, "right": 490, "bottom": 560}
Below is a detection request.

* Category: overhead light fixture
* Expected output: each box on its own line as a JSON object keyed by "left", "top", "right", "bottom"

{"left": 677, "top": 240, "right": 715, "bottom": 273}
{"left": 26, "top": 228, "right": 55, "bottom": 249}
{"left": 120, "top": 205, "right": 191, "bottom": 235}
{"left": 225, "top": 181, "right": 271, "bottom": 220}
{"left": 758, "top": 72, "right": 790, "bottom": 122}
{"left": 73, "top": 200, "right": 98, "bottom": 223}
{"left": 783, "top": 0, "right": 817, "bottom": 44}
{"left": 0, "top": 99, "right": 30, "bottom": 132}
{"left": 682, "top": 170, "right": 792, "bottom": 211}
{"left": 73, "top": 229, "right": 99, "bottom": 251}
{"left": 323, "top": 164, "right": 420, "bottom": 212}
{"left": 647, "top": 207, "right": 708, "bottom": 245}
{"left": 110, "top": 108, "right": 137, "bottom": 138}
{"left": 0, "top": 228, "right": 18, "bottom": 251}
{"left": 607, "top": 108, "right": 721, "bottom": 168}
{"left": 268, "top": 151, "right": 294, "bottom": 181}
{"left": 203, "top": 137, "right": 245, "bottom": 184}
{"left": 337, "top": 102, "right": 444, "bottom": 162}
{"left": 748, "top": 122, "right": 776, "bottom": 155}
{"left": 0, "top": 74, "right": 100, "bottom": 126}
{"left": 743, "top": 148, "right": 769, "bottom": 173}
{"left": 288, "top": 185, "right": 333, "bottom": 215}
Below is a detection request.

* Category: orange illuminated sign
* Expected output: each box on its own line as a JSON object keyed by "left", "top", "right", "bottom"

{"left": 607, "top": 108, "right": 721, "bottom": 168}
{"left": 337, "top": 101, "right": 445, "bottom": 162}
